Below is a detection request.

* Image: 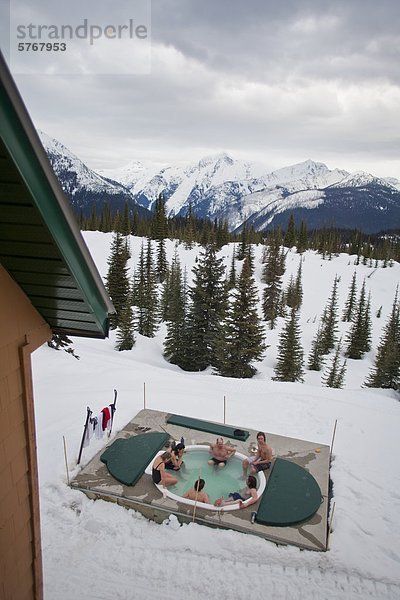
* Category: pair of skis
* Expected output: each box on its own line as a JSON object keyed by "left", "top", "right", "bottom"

{"left": 77, "top": 389, "right": 117, "bottom": 465}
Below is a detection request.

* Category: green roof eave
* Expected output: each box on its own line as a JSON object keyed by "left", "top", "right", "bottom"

{"left": 0, "top": 53, "right": 114, "bottom": 337}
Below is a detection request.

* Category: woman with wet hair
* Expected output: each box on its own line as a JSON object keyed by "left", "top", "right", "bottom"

{"left": 165, "top": 442, "right": 185, "bottom": 471}
{"left": 152, "top": 451, "right": 178, "bottom": 487}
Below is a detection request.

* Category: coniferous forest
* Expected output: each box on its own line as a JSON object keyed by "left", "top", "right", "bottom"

{"left": 78, "top": 198, "right": 400, "bottom": 391}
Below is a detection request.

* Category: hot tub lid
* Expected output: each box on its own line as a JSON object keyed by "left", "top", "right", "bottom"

{"left": 256, "top": 458, "right": 323, "bottom": 526}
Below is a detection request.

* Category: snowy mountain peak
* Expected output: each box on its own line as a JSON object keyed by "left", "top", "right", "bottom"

{"left": 38, "top": 129, "right": 79, "bottom": 161}
{"left": 98, "top": 160, "right": 148, "bottom": 187}
{"left": 198, "top": 152, "right": 234, "bottom": 169}
{"left": 332, "top": 171, "right": 395, "bottom": 189}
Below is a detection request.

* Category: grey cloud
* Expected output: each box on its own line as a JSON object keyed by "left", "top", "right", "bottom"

{"left": 10, "top": 0, "right": 400, "bottom": 178}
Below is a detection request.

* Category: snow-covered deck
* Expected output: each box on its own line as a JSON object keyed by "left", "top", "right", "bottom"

{"left": 70, "top": 409, "right": 331, "bottom": 551}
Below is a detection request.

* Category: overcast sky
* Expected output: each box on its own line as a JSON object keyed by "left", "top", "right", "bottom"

{"left": 4, "top": 0, "right": 400, "bottom": 177}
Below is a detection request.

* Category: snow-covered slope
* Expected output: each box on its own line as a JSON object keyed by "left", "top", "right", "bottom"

{"left": 32, "top": 232, "right": 400, "bottom": 600}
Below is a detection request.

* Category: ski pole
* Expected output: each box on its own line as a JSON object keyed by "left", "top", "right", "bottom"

{"left": 77, "top": 406, "right": 92, "bottom": 465}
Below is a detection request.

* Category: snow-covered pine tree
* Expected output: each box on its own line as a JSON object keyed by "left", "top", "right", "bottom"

{"left": 262, "top": 237, "right": 285, "bottom": 328}
{"left": 115, "top": 300, "right": 135, "bottom": 351}
{"left": 181, "top": 240, "right": 227, "bottom": 371}
{"left": 159, "top": 268, "right": 171, "bottom": 322}
{"left": 132, "top": 242, "right": 146, "bottom": 334}
{"left": 342, "top": 271, "right": 357, "bottom": 322}
{"left": 307, "top": 324, "right": 325, "bottom": 371}
{"left": 131, "top": 240, "right": 158, "bottom": 337}
{"left": 322, "top": 342, "right": 347, "bottom": 388}
{"left": 346, "top": 280, "right": 371, "bottom": 359}
{"left": 106, "top": 231, "right": 131, "bottom": 329}
{"left": 236, "top": 226, "right": 249, "bottom": 261}
{"left": 319, "top": 275, "right": 339, "bottom": 354}
{"left": 244, "top": 244, "right": 255, "bottom": 276}
{"left": 228, "top": 247, "right": 237, "bottom": 290}
{"left": 297, "top": 220, "right": 308, "bottom": 253}
{"left": 143, "top": 238, "right": 159, "bottom": 337}
{"left": 120, "top": 201, "right": 132, "bottom": 236}
{"left": 215, "top": 256, "right": 266, "bottom": 378}
{"left": 163, "top": 253, "right": 187, "bottom": 365}
{"left": 285, "top": 261, "right": 303, "bottom": 310}
{"left": 183, "top": 202, "right": 196, "bottom": 249}
{"left": 151, "top": 194, "right": 168, "bottom": 283}
{"left": 273, "top": 306, "right": 304, "bottom": 382}
{"left": 365, "top": 291, "right": 400, "bottom": 390}
{"left": 284, "top": 213, "right": 296, "bottom": 248}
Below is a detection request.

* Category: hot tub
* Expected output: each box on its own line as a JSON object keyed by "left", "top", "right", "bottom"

{"left": 146, "top": 444, "right": 266, "bottom": 511}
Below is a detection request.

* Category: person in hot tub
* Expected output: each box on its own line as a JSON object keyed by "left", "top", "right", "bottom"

{"left": 152, "top": 452, "right": 178, "bottom": 487}
{"left": 183, "top": 478, "right": 210, "bottom": 504}
{"left": 214, "top": 475, "right": 258, "bottom": 508}
{"left": 165, "top": 442, "right": 185, "bottom": 471}
{"left": 242, "top": 431, "right": 273, "bottom": 477}
{"left": 208, "top": 437, "right": 236, "bottom": 468}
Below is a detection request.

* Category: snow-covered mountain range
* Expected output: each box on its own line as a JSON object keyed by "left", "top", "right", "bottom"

{"left": 38, "top": 131, "right": 400, "bottom": 233}
{"left": 38, "top": 131, "right": 150, "bottom": 219}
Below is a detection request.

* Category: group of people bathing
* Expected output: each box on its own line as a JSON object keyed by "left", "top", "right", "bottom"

{"left": 151, "top": 431, "right": 273, "bottom": 509}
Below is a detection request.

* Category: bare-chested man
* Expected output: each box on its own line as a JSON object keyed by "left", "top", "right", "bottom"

{"left": 183, "top": 478, "right": 210, "bottom": 504}
{"left": 208, "top": 437, "right": 236, "bottom": 468}
{"left": 242, "top": 431, "right": 273, "bottom": 477}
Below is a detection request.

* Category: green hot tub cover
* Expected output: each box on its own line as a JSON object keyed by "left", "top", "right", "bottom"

{"left": 256, "top": 458, "right": 323, "bottom": 526}
{"left": 166, "top": 414, "right": 249, "bottom": 441}
{"left": 100, "top": 431, "right": 169, "bottom": 486}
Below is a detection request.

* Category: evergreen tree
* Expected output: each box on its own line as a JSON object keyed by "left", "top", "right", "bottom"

{"left": 215, "top": 256, "right": 266, "bottom": 378}
{"left": 284, "top": 274, "right": 296, "bottom": 309}
{"left": 99, "top": 202, "right": 113, "bottom": 232}
{"left": 319, "top": 276, "right": 340, "bottom": 354}
{"left": 273, "top": 306, "right": 304, "bottom": 382}
{"left": 365, "top": 292, "right": 400, "bottom": 390}
{"left": 342, "top": 271, "right": 357, "bottom": 322}
{"left": 155, "top": 237, "right": 168, "bottom": 283}
{"left": 151, "top": 194, "right": 168, "bottom": 283}
{"left": 132, "top": 242, "right": 146, "bottom": 334}
{"left": 297, "top": 220, "right": 308, "bottom": 253}
{"left": 322, "top": 343, "right": 347, "bottom": 388}
{"left": 294, "top": 260, "right": 303, "bottom": 310}
{"left": 285, "top": 261, "right": 303, "bottom": 310}
{"left": 106, "top": 231, "right": 131, "bottom": 329}
{"left": 115, "top": 300, "right": 135, "bottom": 351}
{"left": 307, "top": 325, "right": 325, "bottom": 371}
{"left": 215, "top": 219, "right": 230, "bottom": 249}
{"left": 143, "top": 238, "right": 159, "bottom": 337}
{"left": 163, "top": 254, "right": 187, "bottom": 365}
{"left": 131, "top": 240, "right": 159, "bottom": 337}
{"left": 236, "top": 226, "right": 249, "bottom": 261}
{"left": 87, "top": 205, "right": 100, "bottom": 230}
{"left": 47, "top": 333, "right": 80, "bottom": 359}
{"left": 363, "top": 292, "right": 372, "bottom": 353}
{"left": 228, "top": 247, "right": 237, "bottom": 290}
{"left": 180, "top": 241, "right": 227, "bottom": 371}
{"left": 120, "top": 201, "right": 132, "bottom": 236}
{"left": 244, "top": 244, "right": 255, "bottom": 276}
{"left": 346, "top": 280, "right": 371, "bottom": 359}
{"left": 183, "top": 203, "right": 196, "bottom": 249}
{"left": 284, "top": 213, "right": 296, "bottom": 248}
{"left": 159, "top": 268, "right": 171, "bottom": 322}
{"left": 262, "top": 238, "right": 285, "bottom": 328}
